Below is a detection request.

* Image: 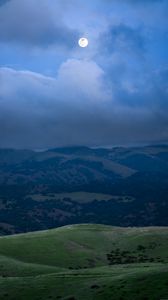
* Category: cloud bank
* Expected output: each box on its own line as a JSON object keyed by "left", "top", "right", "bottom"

{"left": 0, "top": 61, "right": 167, "bottom": 149}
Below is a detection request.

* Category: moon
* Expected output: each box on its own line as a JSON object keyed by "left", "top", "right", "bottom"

{"left": 78, "top": 37, "right": 89, "bottom": 48}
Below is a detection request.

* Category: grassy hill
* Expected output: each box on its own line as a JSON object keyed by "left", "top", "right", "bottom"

{"left": 0, "top": 224, "right": 168, "bottom": 299}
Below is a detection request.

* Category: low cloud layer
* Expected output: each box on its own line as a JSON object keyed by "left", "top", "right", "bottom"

{"left": 0, "top": 61, "right": 167, "bottom": 149}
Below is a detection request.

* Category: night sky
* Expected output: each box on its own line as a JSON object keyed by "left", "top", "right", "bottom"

{"left": 0, "top": 0, "right": 168, "bottom": 149}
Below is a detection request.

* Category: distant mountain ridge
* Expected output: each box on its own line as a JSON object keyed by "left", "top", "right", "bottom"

{"left": 0, "top": 145, "right": 168, "bottom": 234}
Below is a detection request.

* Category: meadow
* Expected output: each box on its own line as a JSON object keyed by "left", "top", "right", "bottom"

{"left": 0, "top": 224, "right": 168, "bottom": 299}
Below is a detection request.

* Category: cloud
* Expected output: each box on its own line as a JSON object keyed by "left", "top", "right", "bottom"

{"left": 0, "top": 0, "right": 167, "bottom": 148}
{"left": 0, "top": 61, "right": 109, "bottom": 148}
{"left": 0, "top": 61, "right": 167, "bottom": 149}
{"left": 101, "top": 24, "right": 145, "bottom": 57}
{"left": 0, "top": 0, "right": 79, "bottom": 49}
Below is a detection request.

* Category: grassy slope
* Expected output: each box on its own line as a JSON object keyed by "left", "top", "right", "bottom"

{"left": 0, "top": 224, "right": 168, "bottom": 300}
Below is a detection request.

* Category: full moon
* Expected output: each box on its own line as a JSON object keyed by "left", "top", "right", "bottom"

{"left": 78, "top": 37, "right": 89, "bottom": 48}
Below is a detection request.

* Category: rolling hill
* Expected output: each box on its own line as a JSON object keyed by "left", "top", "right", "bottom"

{"left": 0, "top": 145, "right": 168, "bottom": 234}
{"left": 0, "top": 224, "right": 168, "bottom": 300}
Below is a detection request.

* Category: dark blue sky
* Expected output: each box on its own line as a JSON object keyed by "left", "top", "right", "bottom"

{"left": 0, "top": 0, "right": 168, "bottom": 149}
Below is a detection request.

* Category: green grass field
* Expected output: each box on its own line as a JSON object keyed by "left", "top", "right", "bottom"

{"left": 0, "top": 224, "right": 168, "bottom": 299}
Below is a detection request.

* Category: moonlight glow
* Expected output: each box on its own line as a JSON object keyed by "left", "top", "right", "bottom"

{"left": 78, "top": 37, "right": 89, "bottom": 48}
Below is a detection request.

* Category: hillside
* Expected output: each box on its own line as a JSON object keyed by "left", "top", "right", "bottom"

{"left": 0, "top": 145, "right": 168, "bottom": 234}
{"left": 0, "top": 224, "right": 168, "bottom": 300}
